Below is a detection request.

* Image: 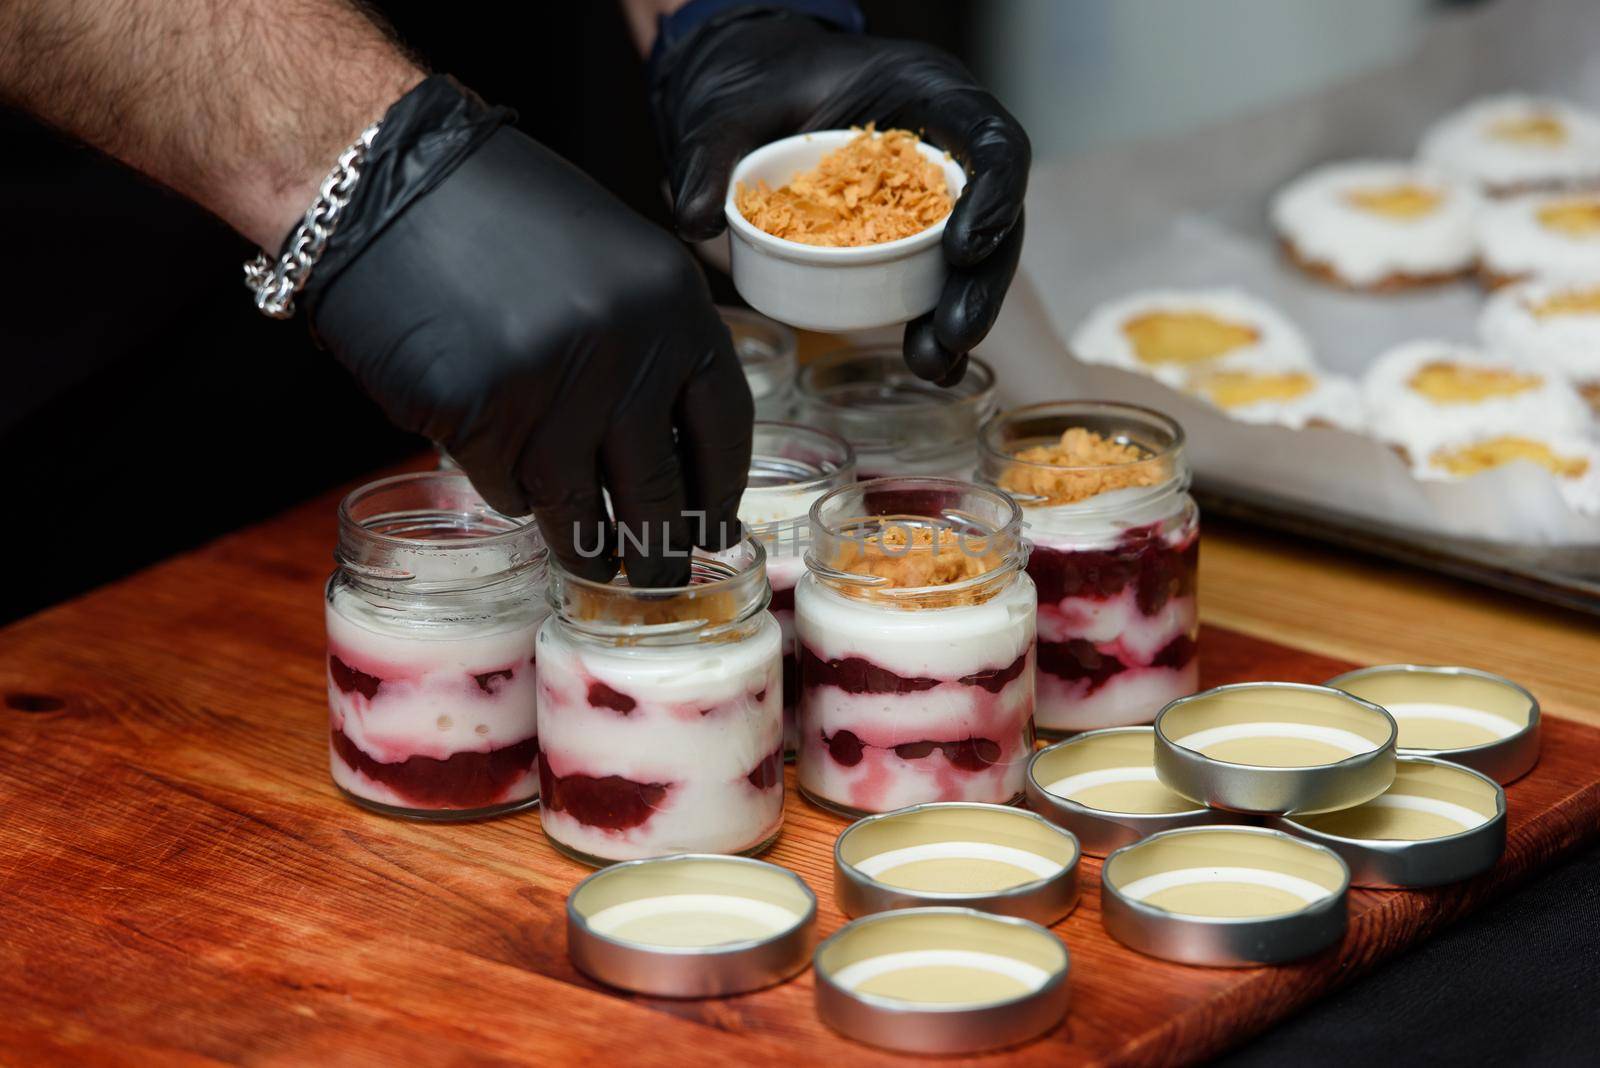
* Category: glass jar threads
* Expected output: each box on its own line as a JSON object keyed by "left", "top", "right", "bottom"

{"left": 794, "top": 346, "right": 997, "bottom": 480}
{"left": 326, "top": 471, "right": 549, "bottom": 820}
{"left": 535, "top": 540, "right": 784, "bottom": 865}
{"left": 795, "top": 477, "right": 1037, "bottom": 815}
{"left": 980, "top": 401, "right": 1200, "bottom": 737}
{"left": 740, "top": 422, "right": 857, "bottom": 757}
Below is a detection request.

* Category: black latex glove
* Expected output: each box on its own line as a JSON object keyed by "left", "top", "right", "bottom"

{"left": 303, "top": 77, "right": 751, "bottom": 588}
{"left": 649, "top": 6, "right": 1030, "bottom": 386}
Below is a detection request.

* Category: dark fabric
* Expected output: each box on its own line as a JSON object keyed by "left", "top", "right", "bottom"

{"left": 648, "top": 0, "right": 864, "bottom": 71}
{"left": 1220, "top": 838, "right": 1600, "bottom": 1066}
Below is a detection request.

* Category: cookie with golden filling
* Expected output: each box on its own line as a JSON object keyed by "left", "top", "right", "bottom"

{"left": 1420, "top": 433, "right": 1600, "bottom": 516}
{"left": 1362, "top": 340, "right": 1591, "bottom": 458}
{"left": 1069, "top": 289, "right": 1314, "bottom": 387}
{"left": 1186, "top": 364, "right": 1363, "bottom": 431}
{"left": 1477, "top": 192, "right": 1600, "bottom": 286}
{"left": 1419, "top": 94, "right": 1600, "bottom": 196}
{"left": 1271, "top": 160, "right": 1480, "bottom": 290}
{"left": 1480, "top": 277, "right": 1600, "bottom": 410}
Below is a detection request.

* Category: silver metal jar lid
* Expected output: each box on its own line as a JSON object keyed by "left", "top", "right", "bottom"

{"left": 814, "top": 907, "right": 1070, "bottom": 1054}
{"left": 1274, "top": 756, "right": 1507, "bottom": 888}
{"left": 1025, "top": 726, "right": 1231, "bottom": 857}
{"left": 1101, "top": 825, "right": 1350, "bottom": 966}
{"left": 1325, "top": 664, "right": 1540, "bottom": 785}
{"left": 566, "top": 853, "right": 816, "bottom": 998}
{"left": 1154, "top": 682, "right": 1397, "bottom": 815}
{"left": 834, "top": 802, "right": 1080, "bottom": 924}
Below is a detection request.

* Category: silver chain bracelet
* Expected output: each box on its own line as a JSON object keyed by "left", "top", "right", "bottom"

{"left": 242, "top": 122, "right": 382, "bottom": 319}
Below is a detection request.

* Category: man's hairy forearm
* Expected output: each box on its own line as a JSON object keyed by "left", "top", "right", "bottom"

{"left": 0, "top": 0, "right": 423, "bottom": 247}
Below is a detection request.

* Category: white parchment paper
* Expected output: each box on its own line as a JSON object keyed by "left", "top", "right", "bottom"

{"left": 980, "top": 0, "right": 1600, "bottom": 547}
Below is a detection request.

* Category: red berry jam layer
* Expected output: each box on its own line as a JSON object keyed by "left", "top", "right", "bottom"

{"left": 796, "top": 639, "right": 1036, "bottom": 814}
{"left": 325, "top": 604, "right": 543, "bottom": 814}
{"left": 1028, "top": 521, "right": 1199, "bottom": 734}
{"left": 332, "top": 727, "right": 540, "bottom": 809}
{"left": 766, "top": 554, "right": 806, "bottom": 759}
{"left": 534, "top": 616, "right": 784, "bottom": 862}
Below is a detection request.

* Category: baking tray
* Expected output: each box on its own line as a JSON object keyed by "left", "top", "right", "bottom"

{"left": 1195, "top": 479, "right": 1600, "bottom": 615}
{"left": 977, "top": 0, "right": 1600, "bottom": 608}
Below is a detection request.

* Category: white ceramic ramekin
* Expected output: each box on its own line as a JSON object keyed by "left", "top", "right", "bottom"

{"left": 724, "top": 130, "right": 967, "bottom": 332}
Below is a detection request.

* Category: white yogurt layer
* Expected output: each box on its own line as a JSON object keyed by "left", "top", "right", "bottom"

{"left": 1069, "top": 288, "right": 1315, "bottom": 388}
{"left": 1419, "top": 94, "right": 1600, "bottom": 191}
{"left": 1479, "top": 277, "right": 1600, "bottom": 388}
{"left": 1037, "top": 658, "right": 1198, "bottom": 733}
{"left": 326, "top": 592, "right": 545, "bottom": 762}
{"left": 1020, "top": 486, "right": 1191, "bottom": 546}
{"left": 1271, "top": 159, "right": 1480, "bottom": 285}
{"left": 1361, "top": 339, "right": 1591, "bottom": 457}
{"left": 536, "top": 614, "right": 783, "bottom": 861}
{"left": 794, "top": 571, "right": 1036, "bottom": 679}
{"left": 740, "top": 485, "right": 832, "bottom": 530}
{"left": 794, "top": 572, "right": 1036, "bottom": 812}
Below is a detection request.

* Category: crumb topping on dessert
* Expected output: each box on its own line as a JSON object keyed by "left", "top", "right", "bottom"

{"left": 1343, "top": 184, "right": 1443, "bottom": 219}
{"left": 831, "top": 524, "right": 1002, "bottom": 604}
{"left": 736, "top": 126, "right": 952, "bottom": 247}
{"left": 1120, "top": 311, "right": 1259, "bottom": 366}
{"left": 1487, "top": 113, "right": 1568, "bottom": 146}
{"left": 1430, "top": 436, "right": 1590, "bottom": 479}
{"left": 997, "top": 428, "right": 1161, "bottom": 505}
{"left": 1407, "top": 360, "right": 1542, "bottom": 403}
{"left": 1192, "top": 370, "right": 1317, "bottom": 408}
{"left": 570, "top": 581, "right": 739, "bottom": 631}
{"left": 1536, "top": 197, "right": 1600, "bottom": 236}
{"left": 1529, "top": 284, "right": 1600, "bottom": 317}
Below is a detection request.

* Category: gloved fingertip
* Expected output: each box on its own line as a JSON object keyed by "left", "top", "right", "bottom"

{"left": 936, "top": 354, "right": 970, "bottom": 388}
{"left": 465, "top": 478, "right": 532, "bottom": 522}
{"left": 625, "top": 552, "right": 693, "bottom": 590}
{"left": 550, "top": 544, "right": 620, "bottom": 584}
{"left": 672, "top": 161, "right": 731, "bottom": 243}
{"left": 699, "top": 511, "right": 743, "bottom": 552}
{"left": 903, "top": 315, "right": 960, "bottom": 382}
{"left": 943, "top": 216, "right": 1005, "bottom": 268}
{"left": 676, "top": 196, "right": 730, "bottom": 243}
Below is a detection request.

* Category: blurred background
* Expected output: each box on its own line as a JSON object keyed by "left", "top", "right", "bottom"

{"left": 0, "top": 0, "right": 1487, "bottom": 623}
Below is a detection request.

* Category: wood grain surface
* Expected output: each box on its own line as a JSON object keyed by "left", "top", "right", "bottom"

{"left": 1, "top": 471, "right": 1598, "bottom": 1067}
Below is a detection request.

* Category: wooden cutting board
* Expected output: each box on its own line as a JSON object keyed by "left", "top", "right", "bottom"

{"left": 1, "top": 480, "right": 1597, "bottom": 1067}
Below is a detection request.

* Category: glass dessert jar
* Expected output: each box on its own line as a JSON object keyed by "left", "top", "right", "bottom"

{"left": 720, "top": 305, "right": 798, "bottom": 420}
{"left": 536, "top": 540, "right": 784, "bottom": 865}
{"left": 326, "top": 471, "right": 548, "bottom": 820}
{"left": 795, "top": 477, "right": 1037, "bottom": 815}
{"left": 741, "top": 422, "right": 857, "bottom": 758}
{"left": 980, "top": 401, "right": 1200, "bottom": 737}
{"left": 794, "top": 346, "right": 997, "bottom": 480}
